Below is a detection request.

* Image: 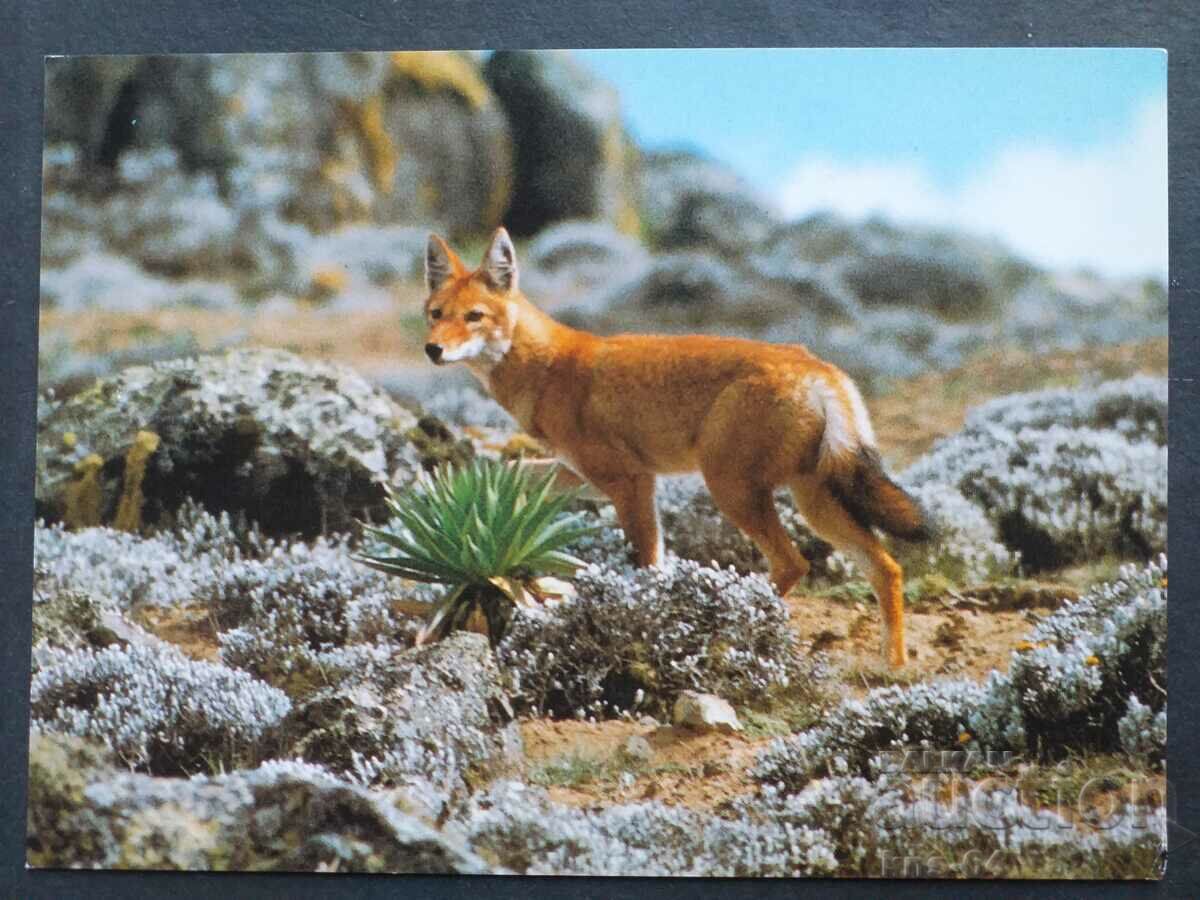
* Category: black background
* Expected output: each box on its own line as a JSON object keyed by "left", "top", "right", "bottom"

{"left": 1, "top": 1, "right": 1196, "bottom": 896}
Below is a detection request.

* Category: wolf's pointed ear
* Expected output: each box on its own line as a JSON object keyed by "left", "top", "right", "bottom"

{"left": 426, "top": 234, "right": 463, "bottom": 294}
{"left": 481, "top": 227, "right": 518, "bottom": 293}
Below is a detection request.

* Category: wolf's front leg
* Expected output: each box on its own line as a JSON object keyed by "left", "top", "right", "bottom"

{"left": 589, "top": 472, "right": 661, "bottom": 567}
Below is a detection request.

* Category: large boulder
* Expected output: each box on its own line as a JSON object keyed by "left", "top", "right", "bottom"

{"left": 41, "top": 52, "right": 514, "bottom": 294}
{"left": 35, "top": 348, "right": 472, "bottom": 535}
{"left": 521, "top": 220, "right": 651, "bottom": 302}
{"left": 43, "top": 56, "right": 229, "bottom": 176}
{"left": 560, "top": 252, "right": 790, "bottom": 332}
{"left": 484, "top": 50, "right": 639, "bottom": 237}
{"left": 26, "top": 732, "right": 490, "bottom": 872}
{"left": 639, "top": 151, "right": 768, "bottom": 240}
{"left": 639, "top": 151, "right": 779, "bottom": 258}
{"left": 290, "top": 633, "right": 524, "bottom": 815}
{"left": 835, "top": 219, "right": 1034, "bottom": 321}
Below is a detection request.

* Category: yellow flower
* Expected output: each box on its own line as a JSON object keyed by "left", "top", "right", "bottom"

{"left": 61, "top": 431, "right": 77, "bottom": 449}
{"left": 1085, "top": 655, "right": 1101, "bottom": 667}
{"left": 958, "top": 732, "right": 971, "bottom": 744}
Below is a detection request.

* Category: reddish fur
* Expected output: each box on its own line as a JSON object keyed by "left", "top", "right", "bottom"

{"left": 422, "top": 229, "right": 925, "bottom": 668}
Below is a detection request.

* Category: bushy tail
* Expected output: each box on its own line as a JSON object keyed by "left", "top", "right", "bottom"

{"left": 827, "top": 446, "right": 933, "bottom": 542}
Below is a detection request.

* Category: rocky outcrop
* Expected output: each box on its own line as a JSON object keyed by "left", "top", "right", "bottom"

{"left": 26, "top": 733, "right": 490, "bottom": 872}
{"left": 485, "top": 51, "right": 639, "bottom": 237}
{"left": 35, "top": 348, "right": 472, "bottom": 535}
{"left": 640, "top": 151, "right": 780, "bottom": 259}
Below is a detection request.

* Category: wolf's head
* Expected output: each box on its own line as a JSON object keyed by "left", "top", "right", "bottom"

{"left": 422, "top": 227, "right": 520, "bottom": 370}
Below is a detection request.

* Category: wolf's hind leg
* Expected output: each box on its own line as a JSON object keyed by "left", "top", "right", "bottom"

{"left": 702, "top": 470, "right": 810, "bottom": 595}
{"left": 790, "top": 479, "right": 907, "bottom": 668}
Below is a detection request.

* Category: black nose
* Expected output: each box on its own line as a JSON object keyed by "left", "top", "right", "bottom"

{"left": 425, "top": 343, "right": 443, "bottom": 363}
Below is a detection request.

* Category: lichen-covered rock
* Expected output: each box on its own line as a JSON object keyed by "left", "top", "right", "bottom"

{"left": 45, "top": 52, "right": 512, "bottom": 236}
{"left": 656, "top": 188, "right": 779, "bottom": 260}
{"left": 380, "top": 52, "right": 514, "bottom": 236}
{"left": 638, "top": 150, "right": 773, "bottom": 249}
{"left": 672, "top": 691, "right": 742, "bottom": 733}
{"left": 26, "top": 734, "right": 489, "bottom": 872}
{"left": 497, "top": 556, "right": 828, "bottom": 719}
{"left": 35, "top": 348, "right": 471, "bottom": 535}
{"left": 485, "top": 50, "right": 639, "bottom": 237}
{"left": 522, "top": 219, "right": 650, "bottom": 302}
{"left": 26, "top": 732, "right": 122, "bottom": 869}
{"left": 836, "top": 219, "right": 1033, "bottom": 321}
{"left": 30, "top": 642, "right": 292, "bottom": 775}
{"left": 30, "top": 588, "right": 115, "bottom": 653}
{"left": 290, "top": 633, "right": 524, "bottom": 814}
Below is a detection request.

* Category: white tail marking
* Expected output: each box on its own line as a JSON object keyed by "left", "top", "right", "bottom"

{"left": 807, "top": 373, "right": 876, "bottom": 472}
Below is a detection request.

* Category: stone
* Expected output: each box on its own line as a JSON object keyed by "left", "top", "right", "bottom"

{"left": 26, "top": 732, "right": 491, "bottom": 872}
{"left": 35, "top": 348, "right": 471, "bottom": 535}
{"left": 620, "top": 735, "right": 654, "bottom": 763}
{"left": 485, "top": 50, "right": 639, "bottom": 236}
{"left": 672, "top": 691, "right": 742, "bottom": 734}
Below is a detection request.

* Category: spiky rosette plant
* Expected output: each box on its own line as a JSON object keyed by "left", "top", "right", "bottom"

{"left": 356, "top": 458, "right": 595, "bottom": 646}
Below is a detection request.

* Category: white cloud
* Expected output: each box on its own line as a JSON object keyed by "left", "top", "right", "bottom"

{"left": 778, "top": 98, "right": 1167, "bottom": 280}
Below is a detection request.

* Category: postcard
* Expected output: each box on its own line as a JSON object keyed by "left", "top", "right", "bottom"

{"left": 29, "top": 48, "right": 1166, "bottom": 878}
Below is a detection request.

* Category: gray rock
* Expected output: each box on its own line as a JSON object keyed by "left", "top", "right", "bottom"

{"left": 523, "top": 220, "right": 650, "bottom": 300}
{"left": 672, "top": 691, "right": 742, "bottom": 734}
{"left": 621, "top": 735, "right": 654, "bottom": 763}
{"left": 42, "top": 52, "right": 514, "bottom": 295}
{"left": 291, "top": 633, "right": 524, "bottom": 812}
{"left": 26, "top": 732, "right": 490, "bottom": 872}
{"left": 29, "top": 589, "right": 114, "bottom": 654}
{"left": 381, "top": 52, "right": 515, "bottom": 237}
{"left": 35, "top": 348, "right": 471, "bottom": 535}
{"left": 837, "top": 219, "right": 1034, "bottom": 321}
{"left": 657, "top": 189, "right": 779, "bottom": 260}
{"left": 565, "top": 252, "right": 763, "bottom": 328}
{"left": 43, "top": 56, "right": 231, "bottom": 176}
{"left": 755, "top": 213, "right": 874, "bottom": 265}
{"left": 485, "top": 50, "right": 638, "bottom": 236}
{"left": 639, "top": 150, "right": 775, "bottom": 248}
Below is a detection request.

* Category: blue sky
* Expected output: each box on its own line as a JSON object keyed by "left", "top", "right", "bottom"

{"left": 575, "top": 49, "right": 1167, "bottom": 278}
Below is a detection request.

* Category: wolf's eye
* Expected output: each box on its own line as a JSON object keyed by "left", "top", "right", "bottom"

{"left": 429, "top": 308, "right": 442, "bottom": 320}
{"left": 465, "top": 310, "right": 484, "bottom": 322}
